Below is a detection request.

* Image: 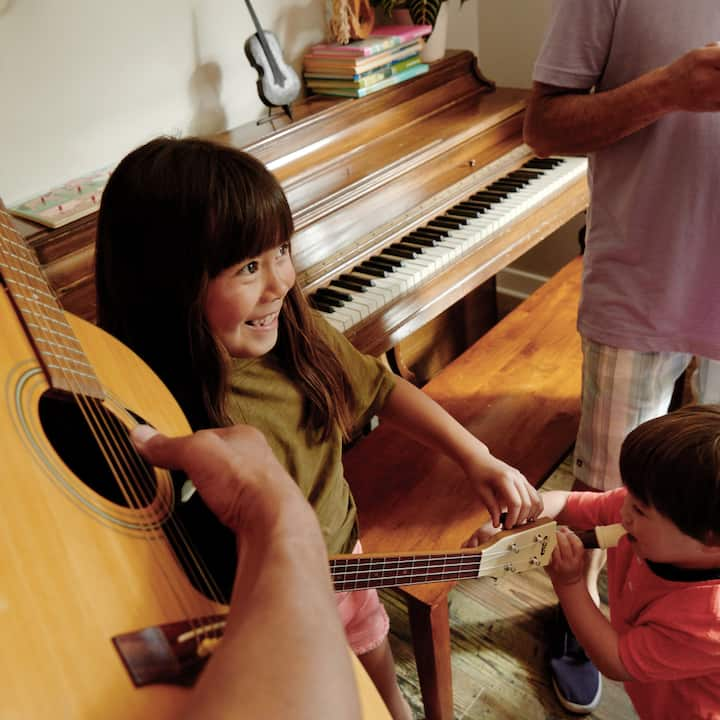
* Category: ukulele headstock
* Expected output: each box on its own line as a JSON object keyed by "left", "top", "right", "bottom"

{"left": 476, "top": 519, "right": 557, "bottom": 579}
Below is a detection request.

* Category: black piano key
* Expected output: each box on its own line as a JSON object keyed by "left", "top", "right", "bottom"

{"left": 331, "top": 278, "right": 367, "bottom": 292}
{"left": 316, "top": 287, "right": 353, "bottom": 302}
{"left": 368, "top": 255, "right": 402, "bottom": 268}
{"left": 472, "top": 191, "right": 506, "bottom": 202}
{"left": 428, "top": 218, "right": 465, "bottom": 230}
{"left": 340, "top": 273, "right": 375, "bottom": 287}
{"left": 312, "top": 293, "right": 345, "bottom": 308}
{"left": 310, "top": 298, "right": 336, "bottom": 313}
{"left": 493, "top": 178, "right": 526, "bottom": 189}
{"left": 390, "top": 240, "right": 425, "bottom": 257}
{"left": 441, "top": 214, "right": 468, "bottom": 225}
{"left": 457, "top": 201, "right": 491, "bottom": 212}
{"left": 508, "top": 170, "right": 541, "bottom": 180}
{"left": 382, "top": 247, "right": 417, "bottom": 260}
{"left": 356, "top": 263, "right": 389, "bottom": 277}
{"left": 405, "top": 233, "right": 440, "bottom": 246}
{"left": 487, "top": 182, "right": 519, "bottom": 193}
{"left": 524, "top": 157, "right": 563, "bottom": 169}
{"left": 446, "top": 207, "right": 482, "bottom": 219}
{"left": 413, "top": 226, "right": 448, "bottom": 238}
{"left": 502, "top": 175, "right": 531, "bottom": 185}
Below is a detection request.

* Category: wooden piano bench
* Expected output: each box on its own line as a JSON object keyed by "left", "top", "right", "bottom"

{"left": 343, "top": 255, "right": 584, "bottom": 720}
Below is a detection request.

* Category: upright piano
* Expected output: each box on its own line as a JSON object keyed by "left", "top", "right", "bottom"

{"left": 17, "top": 50, "right": 587, "bottom": 379}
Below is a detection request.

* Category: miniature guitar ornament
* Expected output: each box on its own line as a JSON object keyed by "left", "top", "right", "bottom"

{"left": 242, "top": 0, "right": 300, "bottom": 119}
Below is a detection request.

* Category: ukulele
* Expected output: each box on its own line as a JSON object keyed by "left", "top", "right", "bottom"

{"left": 243, "top": 0, "right": 300, "bottom": 119}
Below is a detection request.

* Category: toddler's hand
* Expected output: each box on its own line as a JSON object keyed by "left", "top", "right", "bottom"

{"left": 546, "top": 526, "right": 586, "bottom": 587}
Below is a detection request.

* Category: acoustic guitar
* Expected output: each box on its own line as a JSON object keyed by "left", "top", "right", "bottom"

{"left": 0, "top": 199, "right": 563, "bottom": 716}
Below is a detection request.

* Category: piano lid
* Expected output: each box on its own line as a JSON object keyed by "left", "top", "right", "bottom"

{"left": 214, "top": 50, "right": 529, "bottom": 281}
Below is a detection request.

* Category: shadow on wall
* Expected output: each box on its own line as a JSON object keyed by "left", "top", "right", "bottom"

{"left": 188, "top": 61, "right": 228, "bottom": 136}
{"left": 188, "top": 8, "right": 228, "bottom": 136}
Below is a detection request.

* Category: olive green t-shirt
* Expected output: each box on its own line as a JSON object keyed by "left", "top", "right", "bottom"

{"left": 226, "top": 316, "right": 396, "bottom": 554}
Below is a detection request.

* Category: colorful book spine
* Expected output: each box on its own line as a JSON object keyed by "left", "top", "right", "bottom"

{"left": 309, "top": 63, "right": 429, "bottom": 98}
{"left": 308, "top": 34, "right": 402, "bottom": 57}
{"left": 306, "top": 56, "right": 422, "bottom": 89}
{"left": 303, "top": 40, "right": 423, "bottom": 74}
{"left": 368, "top": 24, "right": 432, "bottom": 42}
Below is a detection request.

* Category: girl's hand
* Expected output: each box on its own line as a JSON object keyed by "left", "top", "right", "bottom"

{"left": 465, "top": 452, "right": 543, "bottom": 529}
{"left": 546, "top": 526, "right": 586, "bottom": 587}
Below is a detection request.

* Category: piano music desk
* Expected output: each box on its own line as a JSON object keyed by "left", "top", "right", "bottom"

{"left": 343, "top": 256, "right": 584, "bottom": 720}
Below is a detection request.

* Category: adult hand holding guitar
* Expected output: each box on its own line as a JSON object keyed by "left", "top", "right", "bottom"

{"left": 132, "top": 423, "right": 388, "bottom": 720}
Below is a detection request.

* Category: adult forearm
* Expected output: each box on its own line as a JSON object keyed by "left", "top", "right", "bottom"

{"left": 184, "top": 507, "right": 361, "bottom": 720}
{"left": 525, "top": 43, "right": 720, "bottom": 156}
{"left": 524, "top": 67, "right": 674, "bottom": 156}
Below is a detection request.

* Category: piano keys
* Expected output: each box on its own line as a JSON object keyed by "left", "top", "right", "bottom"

{"left": 308, "top": 153, "right": 588, "bottom": 335}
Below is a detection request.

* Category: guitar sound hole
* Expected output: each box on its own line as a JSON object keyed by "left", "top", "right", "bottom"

{"left": 38, "top": 394, "right": 157, "bottom": 508}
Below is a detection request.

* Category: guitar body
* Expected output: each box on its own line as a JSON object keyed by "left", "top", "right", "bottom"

{"left": 0, "top": 292, "right": 224, "bottom": 718}
{"left": 244, "top": 30, "right": 301, "bottom": 109}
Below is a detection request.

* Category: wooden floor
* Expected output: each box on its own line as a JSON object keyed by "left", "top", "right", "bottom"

{"left": 383, "top": 456, "right": 639, "bottom": 720}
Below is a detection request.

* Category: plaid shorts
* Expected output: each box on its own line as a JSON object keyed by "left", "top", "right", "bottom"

{"left": 335, "top": 540, "right": 390, "bottom": 656}
{"left": 573, "top": 338, "right": 720, "bottom": 490}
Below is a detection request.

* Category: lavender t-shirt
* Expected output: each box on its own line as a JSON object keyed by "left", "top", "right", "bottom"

{"left": 533, "top": 0, "right": 720, "bottom": 358}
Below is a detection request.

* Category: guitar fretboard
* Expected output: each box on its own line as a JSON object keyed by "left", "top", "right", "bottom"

{"left": 0, "top": 206, "right": 104, "bottom": 398}
{"left": 330, "top": 552, "right": 484, "bottom": 592}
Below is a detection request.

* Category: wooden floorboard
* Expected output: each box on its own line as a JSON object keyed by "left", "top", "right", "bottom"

{"left": 383, "top": 456, "right": 639, "bottom": 720}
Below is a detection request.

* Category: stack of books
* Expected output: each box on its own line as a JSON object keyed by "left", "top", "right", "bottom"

{"left": 303, "top": 25, "right": 432, "bottom": 98}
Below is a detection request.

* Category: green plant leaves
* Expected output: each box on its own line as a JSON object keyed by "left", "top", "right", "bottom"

{"left": 406, "top": 0, "right": 444, "bottom": 26}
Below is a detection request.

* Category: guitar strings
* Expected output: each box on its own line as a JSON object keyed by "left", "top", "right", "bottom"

{"left": 0, "top": 212, "right": 229, "bottom": 648}
{"left": 329, "top": 533, "right": 553, "bottom": 590}
{"left": 330, "top": 538, "right": 551, "bottom": 576}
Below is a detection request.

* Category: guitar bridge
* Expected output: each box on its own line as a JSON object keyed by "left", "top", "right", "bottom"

{"left": 112, "top": 615, "right": 227, "bottom": 687}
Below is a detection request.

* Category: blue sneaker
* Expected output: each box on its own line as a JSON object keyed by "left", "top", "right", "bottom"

{"left": 549, "top": 607, "right": 602, "bottom": 714}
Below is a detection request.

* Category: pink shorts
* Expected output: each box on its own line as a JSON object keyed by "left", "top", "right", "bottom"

{"left": 335, "top": 541, "right": 390, "bottom": 655}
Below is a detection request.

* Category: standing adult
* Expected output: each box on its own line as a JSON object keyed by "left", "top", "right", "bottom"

{"left": 524, "top": 1, "right": 720, "bottom": 713}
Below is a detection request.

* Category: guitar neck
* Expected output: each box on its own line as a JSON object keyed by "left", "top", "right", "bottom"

{"left": 0, "top": 203, "right": 104, "bottom": 398}
{"left": 330, "top": 520, "right": 557, "bottom": 592}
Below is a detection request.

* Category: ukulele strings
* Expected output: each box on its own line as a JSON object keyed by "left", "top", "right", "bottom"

{"left": 0, "top": 213, "right": 228, "bottom": 644}
{"left": 330, "top": 536, "right": 551, "bottom": 583}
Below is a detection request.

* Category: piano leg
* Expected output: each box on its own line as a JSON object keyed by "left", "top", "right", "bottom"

{"left": 405, "top": 592, "right": 454, "bottom": 720}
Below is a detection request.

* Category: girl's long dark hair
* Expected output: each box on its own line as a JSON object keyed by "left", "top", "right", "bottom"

{"left": 96, "top": 136, "right": 355, "bottom": 439}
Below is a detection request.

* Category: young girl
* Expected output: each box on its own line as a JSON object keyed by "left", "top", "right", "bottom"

{"left": 95, "top": 136, "right": 542, "bottom": 719}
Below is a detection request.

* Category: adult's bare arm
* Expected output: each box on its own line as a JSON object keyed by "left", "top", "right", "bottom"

{"left": 131, "top": 424, "right": 362, "bottom": 720}
{"left": 524, "top": 43, "right": 720, "bottom": 157}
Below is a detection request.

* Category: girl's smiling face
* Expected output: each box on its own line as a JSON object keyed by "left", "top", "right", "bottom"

{"left": 620, "top": 491, "right": 715, "bottom": 569}
{"left": 204, "top": 242, "right": 296, "bottom": 359}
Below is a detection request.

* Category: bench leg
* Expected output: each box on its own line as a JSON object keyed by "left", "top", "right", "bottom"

{"left": 404, "top": 591, "right": 454, "bottom": 720}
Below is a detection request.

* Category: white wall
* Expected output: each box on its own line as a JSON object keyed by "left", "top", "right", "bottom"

{"left": 0, "top": 0, "right": 557, "bottom": 208}
{"left": 0, "top": 0, "right": 325, "bottom": 205}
